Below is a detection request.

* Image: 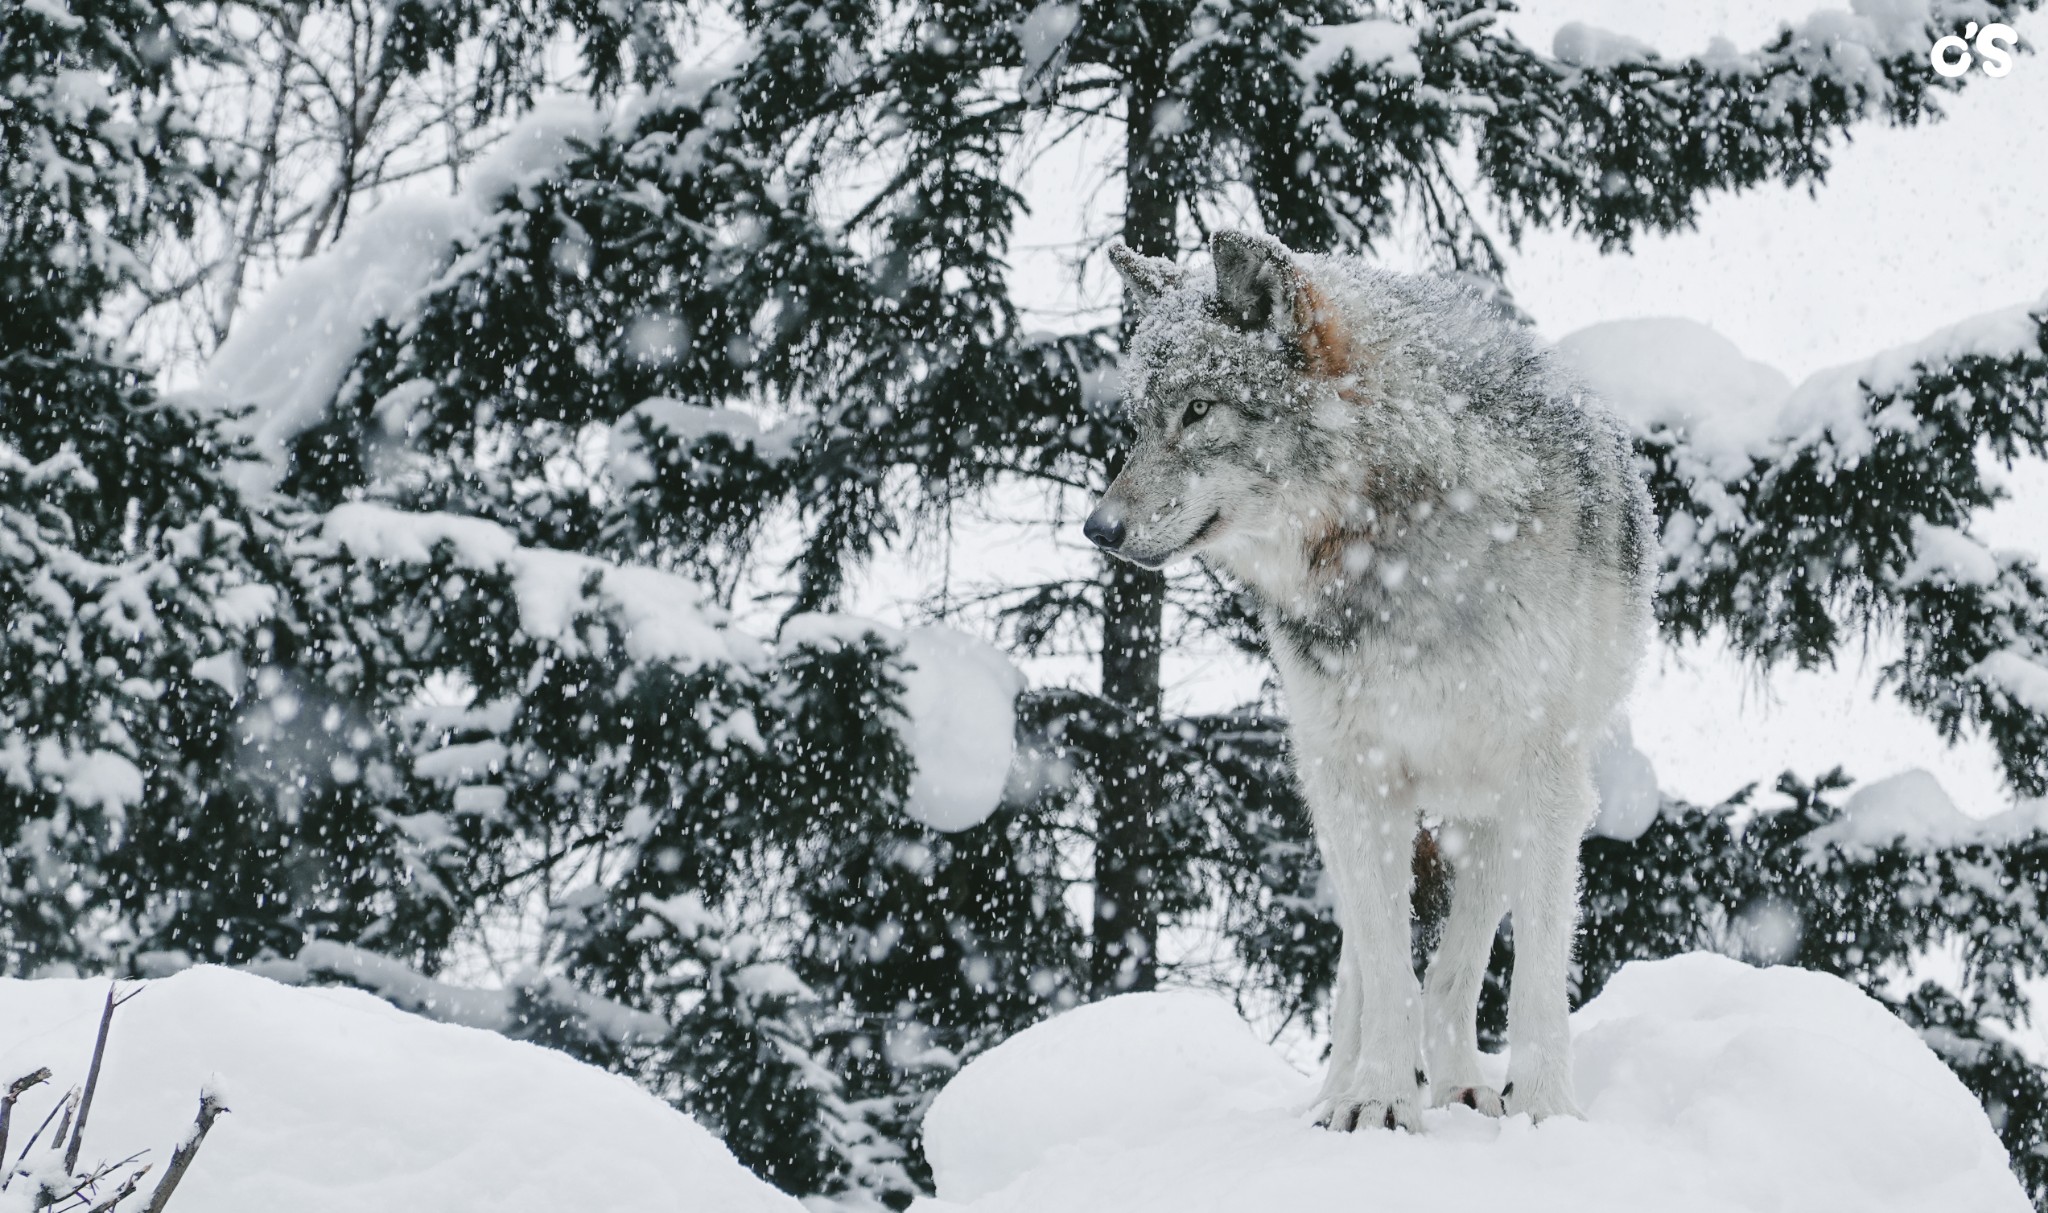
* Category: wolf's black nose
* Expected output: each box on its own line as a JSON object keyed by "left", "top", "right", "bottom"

{"left": 1083, "top": 509, "right": 1125, "bottom": 551}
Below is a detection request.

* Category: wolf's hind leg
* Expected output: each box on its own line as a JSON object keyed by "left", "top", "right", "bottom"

{"left": 1423, "top": 822, "right": 1507, "bottom": 1115}
{"left": 1316, "top": 933, "right": 1364, "bottom": 1107}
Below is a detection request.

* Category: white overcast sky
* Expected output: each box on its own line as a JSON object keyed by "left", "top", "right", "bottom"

{"left": 847, "top": 1, "right": 2048, "bottom": 816}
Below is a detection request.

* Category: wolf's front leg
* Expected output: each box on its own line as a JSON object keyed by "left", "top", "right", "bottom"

{"left": 1311, "top": 805, "right": 1425, "bottom": 1132}
{"left": 1502, "top": 775, "right": 1592, "bottom": 1122}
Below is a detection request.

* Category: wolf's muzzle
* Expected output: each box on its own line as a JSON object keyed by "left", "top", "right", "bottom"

{"left": 1083, "top": 505, "right": 1125, "bottom": 552}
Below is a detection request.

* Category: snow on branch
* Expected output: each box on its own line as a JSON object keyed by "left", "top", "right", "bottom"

{"left": 1291, "top": 20, "right": 1421, "bottom": 82}
{"left": 606, "top": 398, "right": 802, "bottom": 492}
{"left": 189, "top": 100, "right": 617, "bottom": 497}
{"left": 318, "top": 502, "right": 763, "bottom": 671}
{"left": 1470, "top": 0, "right": 2038, "bottom": 246}
{"left": 263, "top": 940, "right": 669, "bottom": 1047}
{"left": 2, "top": 442, "right": 273, "bottom": 821}
{"left": 1565, "top": 296, "right": 2048, "bottom": 794}
{"left": 1552, "top": 1, "right": 1936, "bottom": 73}
{"left": 1213, "top": 1, "right": 2034, "bottom": 266}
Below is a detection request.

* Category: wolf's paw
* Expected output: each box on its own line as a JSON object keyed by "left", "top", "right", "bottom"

{"left": 1434, "top": 1085, "right": 1505, "bottom": 1117}
{"left": 1313, "top": 1094, "right": 1421, "bottom": 1133}
{"left": 1502, "top": 1081, "right": 1581, "bottom": 1123}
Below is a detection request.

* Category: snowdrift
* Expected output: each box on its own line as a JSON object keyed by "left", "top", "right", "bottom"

{"left": 0, "top": 967, "right": 798, "bottom": 1213}
{"left": 918, "top": 954, "right": 2026, "bottom": 1213}
{"left": 1, "top": 957, "right": 2023, "bottom": 1211}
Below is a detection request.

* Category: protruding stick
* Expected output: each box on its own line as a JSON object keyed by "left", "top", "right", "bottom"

{"left": 48, "top": 1087, "right": 79, "bottom": 1162}
{"left": 139, "top": 1091, "right": 227, "bottom": 1213}
{"left": 64, "top": 982, "right": 120, "bottom": 1174}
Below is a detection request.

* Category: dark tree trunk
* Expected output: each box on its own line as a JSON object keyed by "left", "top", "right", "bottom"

{"left": 1093, "top": 557, "right": 1165, "bottom": 994}
{"left": 1090, "top": 48, "right": 1177, "bottom": 997}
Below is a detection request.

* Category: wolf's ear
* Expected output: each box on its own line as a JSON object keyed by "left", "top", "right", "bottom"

{"left": 1209, "top": 230, "right": 1298, "bottom": 334}
{"left": 1210, "top": 230, "right": 1351, "bottom": 376}
{"left": 1108, "top": 242, "right": 1182, "bottom": 314}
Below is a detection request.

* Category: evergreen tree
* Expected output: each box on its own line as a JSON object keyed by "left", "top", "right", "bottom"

{"left": 0, "top": 0, "right": 276, "bottom": 969}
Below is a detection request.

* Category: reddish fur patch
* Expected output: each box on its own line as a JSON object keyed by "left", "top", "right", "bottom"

{"left": 1413, "top": 827, "right": 1449, "bottom": 926}
{"left": 1292, "top": 278, "right": 1353, "bottom": 379}
{"left": 1305, "top": 521, "right": 1353, "bottom": 572}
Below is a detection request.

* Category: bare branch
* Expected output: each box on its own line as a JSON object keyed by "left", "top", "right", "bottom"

{"left": 64, "top": 983, "right": 121, "bottom": 1174}
{"left": 43, "top": 1149, "right": 148, "bottom": 1209}
{"left": 50, "top": 1087, "right": 78, "bottom": 1166}
{"left": 0, "top": 1067, "right": 51, "bottom": 1174}
{"left": 139, "top": 1092, "right": 229, "bottom": 1213}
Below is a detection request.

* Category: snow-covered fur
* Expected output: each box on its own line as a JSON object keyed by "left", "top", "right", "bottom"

{"left": 1089, "top": 231, "right": 1655, "bottom": 1129}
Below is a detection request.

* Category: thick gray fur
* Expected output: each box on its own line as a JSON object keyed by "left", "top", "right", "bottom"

{"left": 1092, "top": 230, "right": 1655, "bottom": 1131}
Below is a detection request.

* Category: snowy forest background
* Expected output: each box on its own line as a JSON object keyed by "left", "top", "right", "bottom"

{"left": 9, "top": 0, "right": 2048, "bottom": 1206}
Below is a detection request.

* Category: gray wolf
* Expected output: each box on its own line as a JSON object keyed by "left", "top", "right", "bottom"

{"left": 1087, "top": 231, "right": 1654, "bottom": 1130}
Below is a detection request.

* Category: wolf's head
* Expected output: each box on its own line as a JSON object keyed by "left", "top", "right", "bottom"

{"left": 1084, "top": 230, "right": 1367, "bottom": 571}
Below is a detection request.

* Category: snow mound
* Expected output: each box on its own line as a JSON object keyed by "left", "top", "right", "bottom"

{"left": 0, "top": 967, "right": 799, "bottom": 1213}
{"left": 922, "top": 991, "right": 1305, "bottom": 1202}
{"left": 915, "top": 955, "right": 2025, "bottom": 1213}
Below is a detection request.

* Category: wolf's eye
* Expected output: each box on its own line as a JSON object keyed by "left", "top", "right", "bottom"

{"left": 1181, "top": 399, "right": 1213, "bottom": 428}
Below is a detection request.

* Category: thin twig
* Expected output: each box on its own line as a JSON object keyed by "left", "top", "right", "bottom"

{"left": 140, "top": 1092, "right": 228, "bottom": 1213}
{"left": 83, "top": 1163, "right": 152, "bottom": 1213}
{"left": 42, "top": 1150, "right": 146, "bottom": 1209}
{"left": 13, "top": 1086, "right": 69, "bottom": 1171}
{"left": 65, "top": 983, "right": 121, "bottom": 1173}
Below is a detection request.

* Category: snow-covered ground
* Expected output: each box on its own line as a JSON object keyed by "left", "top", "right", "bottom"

{"left": 0, "top": 968, "right": 798, "bottom": 1213}
{"left": 917, "top": 954, "right": 2026, "bottom": 1213}
{"left": 1, "top": 957, "right": 2021, "bottom": 1211}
